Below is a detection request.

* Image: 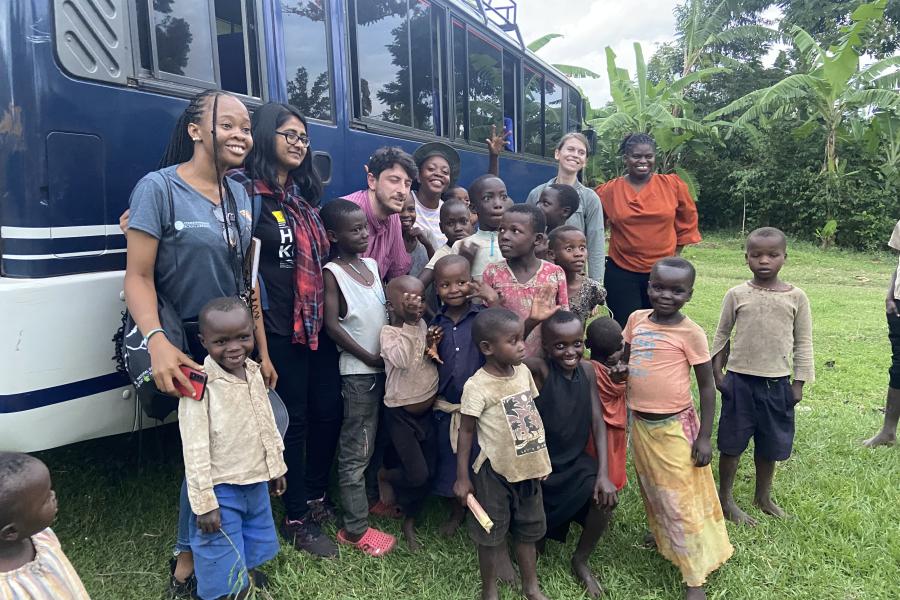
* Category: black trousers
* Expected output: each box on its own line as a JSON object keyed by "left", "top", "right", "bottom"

{"left": 266, "top": 330, "right": 343, "bottom": 521}
{"left": 604, "top": 257, "right": 651, "bottom": 328}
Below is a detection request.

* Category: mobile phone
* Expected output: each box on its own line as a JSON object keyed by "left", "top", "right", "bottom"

{"left": 175, "top": 366, "right": 207, "bottom": 400}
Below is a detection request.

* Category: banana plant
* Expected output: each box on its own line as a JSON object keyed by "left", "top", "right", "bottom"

{"left": 588, "top": 42, "right": 728, "bottom": 189}
{"left": 706, "top": 0, "right": 900, "bottom": 175}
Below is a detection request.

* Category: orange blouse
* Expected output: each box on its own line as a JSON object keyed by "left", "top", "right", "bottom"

{"left": 596, "top": 173, "right": 701, "bottom": 273}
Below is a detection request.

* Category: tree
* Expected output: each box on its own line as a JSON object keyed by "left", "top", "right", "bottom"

{"left": 587, "top": 43, "right": 726, "bottom": 191}
{"left": 706, "top": 0, "right": 900, "bottom": 175}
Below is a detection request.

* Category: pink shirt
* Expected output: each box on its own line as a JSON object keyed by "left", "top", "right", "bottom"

{"left": 343, "top": 189, "right": 411, "bottom": 281}
{"left": 623, "top": 309, "right": 710, "bottom": 414}
{"left": 482, "top": 260, "right": 568, "bottom": 357}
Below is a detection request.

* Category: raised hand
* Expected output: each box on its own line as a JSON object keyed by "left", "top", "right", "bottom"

{"left": 528, "top": 285, "right": 561, "bottom": 323}
{"left": 426, "top": 325, "right": 444, "bottom": 364}
{"left": 466, "top": 280, "right": 499, "bottom": 305}
{"left": 401, "top": 292, "right": 425, "bottom": 322}
{"left": 486, "top": 123, "right": 512, "bottom": 155}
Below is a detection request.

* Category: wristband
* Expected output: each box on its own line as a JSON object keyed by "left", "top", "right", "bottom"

{"left": 143, "top": 328, "right": 166, "bottom": 346}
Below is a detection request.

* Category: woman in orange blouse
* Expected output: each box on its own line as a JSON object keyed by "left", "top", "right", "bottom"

{"left": 596, "top": 133, "right": 702, "bottom": 326}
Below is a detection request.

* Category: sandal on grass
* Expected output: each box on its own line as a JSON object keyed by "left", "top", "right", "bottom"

{"left": 368, "top": 500, "right": 404, "bottom": 519}
{"left": 337, "top": 527, "right": 396, "bottom": 557}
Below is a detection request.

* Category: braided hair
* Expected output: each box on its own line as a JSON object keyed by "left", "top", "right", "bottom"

{"left": 157, "top": 89, "right": 229, "bottom": 169}
{"left": 618, "top": 132, "right": 657, "bottom": 156}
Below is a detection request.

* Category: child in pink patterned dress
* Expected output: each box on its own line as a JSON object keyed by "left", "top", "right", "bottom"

{"left": 482, "top": 204, "right": 568, "bottom": 357}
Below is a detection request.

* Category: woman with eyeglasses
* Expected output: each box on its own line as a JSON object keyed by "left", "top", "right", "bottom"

{"left": 228, "top": 103, "right": 341, "bottom": 559}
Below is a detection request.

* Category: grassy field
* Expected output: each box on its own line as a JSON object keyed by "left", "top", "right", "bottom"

{"left": 38, "top": 234, "right": 899, "bottom": 600}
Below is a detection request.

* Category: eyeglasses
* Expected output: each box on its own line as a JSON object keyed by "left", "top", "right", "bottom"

{"left": 275, "top": 130, "right": 311, "bottom": 148}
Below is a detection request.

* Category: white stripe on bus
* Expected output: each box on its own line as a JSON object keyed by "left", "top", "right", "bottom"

{"left": 2, "top": 248, "right": 128, "bottom": 260}
{"left": 1, "top": 225, "right": 124, "bottom": 239}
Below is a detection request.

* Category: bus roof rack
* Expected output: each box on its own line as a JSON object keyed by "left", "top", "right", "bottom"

{"left": 474, "top": 0, "right": 524, "bottom": 49}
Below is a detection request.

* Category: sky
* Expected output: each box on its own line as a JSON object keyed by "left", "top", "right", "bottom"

{"left": 514, "top": 0, "right": 784, "bottom": 108}
{"left": 515, "top": 0, "right": 682, "bottom": 107}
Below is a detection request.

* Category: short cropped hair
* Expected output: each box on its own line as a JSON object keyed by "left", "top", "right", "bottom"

{"left": 433, "top": 254, "right": 470, "bottom": 278}
{"left": 367, "top": 146, "right": 418, "bottom": 181}
{"left": 585, "top": 317, "right": 623, "bottom": 358}
{"left": 548, "top": 224, "right": 584, "bottom": 248}
{"left": 441, "top": 185, "right": 467, "bottom": 202}
{"left": 199, "top": 296, "right": 252, "bottom": 332}
{"left": 651, "top": 256, "right": 696, "bottom": 286}
{"left": 473, "top": 307, "right": 520, "bottom": 346}
{"left": 546, "top": 184, "right": 580, "bottom": 216}
{"left": 541, "top": 310, "right": 582, "bottom": 335}
{"left": 440, "top": 198, "right": 469, "bottom": 219}
{"left": 505, "top": 203, "right": 546, "bottom": 234}
{"left": 467, "top": 174, "right": 502, "bottom": 204}
{"left": 320, "top": 198, "right": 363, "bottom": 231}
{"left": 0, "top": 452, "right": 40, "bottom": 523}
{"left": 746, "top": 226, "right": 787, "bottom": 250}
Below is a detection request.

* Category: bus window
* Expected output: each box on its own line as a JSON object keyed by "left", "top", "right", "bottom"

{"left": 523, "top": 66, "right": 542, "bottom": 156}
{"left": 215, "top": 0, "right": 261, "bottom": 97}
{"left": 567, "top": 88, "right": 582, "bottom": 132}
{"left": 149, "top": 0, "right": 217, "bottom": 84}
{"left": 282, "top": 0, "right": 333, "bottom": 121}
{"left": 452, "top": 20, "right": 467, "bottom": 140}
{"left": 351, "top": 0, "right": 439, "bottom": 133}
{"left": 128, "top": 0, "right": 262, "bottom": 96}
{"left": 544, "top": 78, "right": 563, "bottom": 157}
{"left": 466, "top": 30, "right": 502, "bottom": 147}
{"left": 502, "top": 53, "right": 519, "bottom": 152}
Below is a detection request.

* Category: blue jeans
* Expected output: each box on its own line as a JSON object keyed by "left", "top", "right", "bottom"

{"left": 189, "top": 482, "right": 279, "bottom": 600}
{"left": 176, "top": 478, "right": 191, "bottom": 552}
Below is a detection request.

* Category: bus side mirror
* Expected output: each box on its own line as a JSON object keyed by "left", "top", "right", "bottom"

{"left": 312, "top": 151, "right": 332, "bottom": 185}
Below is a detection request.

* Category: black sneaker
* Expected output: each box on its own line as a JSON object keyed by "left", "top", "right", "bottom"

{"left": 167, "top": 557, "right": 197, "bottom": 599}
{"left": 306, "top": 496, "right": 337, "bottom": 525}
{"left": 280, "top": 517, "right": 338, "bottom": 558}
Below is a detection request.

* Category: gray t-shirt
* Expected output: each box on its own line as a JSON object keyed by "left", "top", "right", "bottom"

{"left": 127, "top": 165, "right": 252, "bottom": 320}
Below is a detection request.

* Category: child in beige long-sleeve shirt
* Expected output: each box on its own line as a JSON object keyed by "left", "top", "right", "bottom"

{"left": 179, "top": 297, "right": 287, "bottom": 599}
{"left": 378, "top": 276, "right": 442, "bottom": 551}
{"left": 710, "top": 227, "right": 814, "bottom": 526}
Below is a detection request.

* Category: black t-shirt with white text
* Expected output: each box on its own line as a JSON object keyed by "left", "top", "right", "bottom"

{"left": 256, "top": 195, "right": 295, "bottom": 336}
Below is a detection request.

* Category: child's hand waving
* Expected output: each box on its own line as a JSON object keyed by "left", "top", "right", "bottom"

{"left": 607, "top": 362, "right": 628, "bottom": 384}
{"left": 426, "top": 326, "right": 444, "bottom": 364}
{"left": 529, "top": 285, "right": 561, "bottom": 323}
{"left": 466, "top": 280, "right": 499, "bottom": 305}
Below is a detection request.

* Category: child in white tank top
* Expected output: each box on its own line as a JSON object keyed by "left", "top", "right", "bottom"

{"left": 321, "top": 199, "right": 396, "bottom": 556}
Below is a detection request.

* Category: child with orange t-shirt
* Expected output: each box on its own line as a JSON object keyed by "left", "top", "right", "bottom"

{"left": 623, "top": 257, "right": 731, "bottom": 600}
{"left": 584, "top": 317, "right": 628, "bottom": 492}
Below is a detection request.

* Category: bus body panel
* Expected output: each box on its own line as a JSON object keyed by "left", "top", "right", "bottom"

{"left": 0, "top": 0, "right": 573, "bottom": 451}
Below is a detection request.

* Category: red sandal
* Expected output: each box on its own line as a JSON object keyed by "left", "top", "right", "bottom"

{"left": 337, "top": 527, "right": 396, "bottom": 557}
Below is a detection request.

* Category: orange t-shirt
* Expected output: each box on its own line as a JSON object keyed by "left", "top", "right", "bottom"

{"left": 623, "top": 309, "right": 710, "bottom": 414}
{"left": 596, "top": 174, "right": 702, "bottom": 273}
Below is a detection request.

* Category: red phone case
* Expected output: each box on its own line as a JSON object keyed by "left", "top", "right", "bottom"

{"left": 175, "top": 366, "right": 208, "bottom": 400}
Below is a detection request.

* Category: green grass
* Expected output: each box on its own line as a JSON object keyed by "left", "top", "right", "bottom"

{"left": 39, "top": 233, "right": 900, "bottom": 599}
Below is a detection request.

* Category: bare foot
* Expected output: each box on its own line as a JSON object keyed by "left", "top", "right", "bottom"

{"left": 480, "top": 583, "right": 500, "bottom": 600}
{"left": 377, "top": 468, "right": 397, "bottom": 506}
{"left": 495, "top": 547, "right": 518, "bottom": 587}
{"left": 753, "top": 496, "right": 788, "bottom": 518}
{"left": 439, "top": 504, "right": 465, "bottom": 537}
{"left": 571, "top": 556, "right": 603, "bottom": 598}
{"left": 862, "top": 431, "right": 896, "bottom": 448}
{"left": 522, "top": 586, "right": 551, "bottom": 600}
{"left": 720, "top": 497, "right": 758, "bottom": 526}
{"left": 685, "top": 585, "right": 706, "bottom": 599}
{"left": 402, "top": 517, "right": 421, "bottom": 553}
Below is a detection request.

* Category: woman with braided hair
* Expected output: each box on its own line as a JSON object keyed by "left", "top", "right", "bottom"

{"left": 124, "top": 90, "right": 269, "bottom": 598}
{"left": 596, "top": 133, "right": 702, "bottom": 326}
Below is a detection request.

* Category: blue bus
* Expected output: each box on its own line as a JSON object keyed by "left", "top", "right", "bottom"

{"left": 0, "top": 0, "right": 585, "bottom": 451}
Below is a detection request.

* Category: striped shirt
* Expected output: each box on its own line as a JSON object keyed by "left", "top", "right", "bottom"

{"left": 342, "top": 189, "right": 411, "bottom": 281}
{"left": 0, "top": 528, "right": 90, "bottom": 599}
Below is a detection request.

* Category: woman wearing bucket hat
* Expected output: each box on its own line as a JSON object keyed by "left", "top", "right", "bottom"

{"left": 412, "top": 141, "right": 460, "bottom": 248}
